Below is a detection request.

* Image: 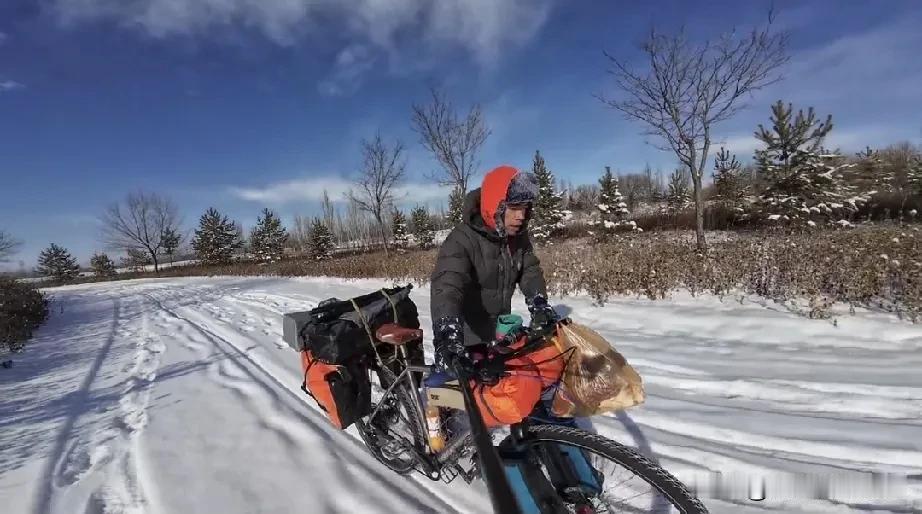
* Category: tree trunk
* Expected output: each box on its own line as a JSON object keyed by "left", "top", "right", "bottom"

{"left": 150, "top": 250, "right": 160, "bottom": 274}
{"left": 690, "top": 164, "right": 707, "bottom": 251}
{"left": 378, "top": 220, "right": 389, "bottom": 257}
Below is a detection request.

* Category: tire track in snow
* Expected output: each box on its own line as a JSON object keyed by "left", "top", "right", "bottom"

{"left": 36, "top": 292, "right": 168, "bottom": 514}
{"left": 144, "top": 292, "right": 461, "bottom": 514}
{"left": 35, "top": 297, "right": 122, "bottom": 514}
{"left": 84, "top": 303, "right": 166, "bottom": 514}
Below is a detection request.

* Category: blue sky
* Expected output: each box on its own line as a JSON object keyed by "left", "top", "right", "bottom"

{"left": 1, "top": 0, "right": 921, "bottom": 270}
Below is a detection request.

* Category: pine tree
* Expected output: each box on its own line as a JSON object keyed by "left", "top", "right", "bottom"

{"left": 192, "top": 208, "right": 243, "bottom": 266}
{"left": 530, "top": 150, "right": 568, "bottom": 244}
{"left": 712, "top": 147, "right": 747, "bottom": 211}
{"left": 410, "top": 205, "right": 435, "bottom": 249}
{"left": 447, "top": 187, "right": 465, "bottom": 226}
{"left": 90, "top": 252, "right": 116, "bottom": 278}
{"left": 755, "top": 100, "right": 833, "bottom": 185}
{"left": 666, "top": 169, "right": 691, "bottom": 215}
{"left": 122, "top": 248, "right": 151, "bottom": 271}
{"left": 249, "top": 208, "right": 288, "bottom": 262}
{"left": 36, "top": 243, "right": 80, "bottom": 282}
{"left": 754, "top": 101, "right": 868, "bottom": 225}
{"left": 122, "top": 248, "right": 150, "bottom": 271}
{"left": 592, "top": 166, "right": 636, "bottom": 239}
{"left": 391, "top": 209, "right": 409, "bottom": 252}
{"left": 308, "top": 218, "right": 335, "bottom": 261}
{"left": 161, "top": 227, "right": 181, "bottom": 265}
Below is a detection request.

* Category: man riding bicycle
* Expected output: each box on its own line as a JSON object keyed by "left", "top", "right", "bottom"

{"left": 430, "top": 165, "right": 559, "bottom": 372}
{"left": 429, "top": 165, "right": 604, "bottom": 509}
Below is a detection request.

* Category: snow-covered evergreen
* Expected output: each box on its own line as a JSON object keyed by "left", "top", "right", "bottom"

{"left": 712, "top": 147, "right": 748, "bottom": 213}
{"left": 121, "top": 248, "right": 150, "bottom": 272}
{"left": 447, "top": 187, "right": 465, "bottom": 226}
{"left": 36, "top": 243, "right": 79, "bottom": 282}
{"left": 249, "top": 208, "right": 288, "bottom": 262}
{"left": 590, "top": 166, "right": 637, "bottom": 239}
{"left": 391, "top": 209, "right": 409, "bottom": 252}
{"left": 410, "top": 205, "right": 435, "bottom": 249}
{"left": 90, "top": 252, "right": 116, "bottom": 278}
{"left": 847, "top": 147, "right": 886, "bottom": 196}
{"left": 192, "top": 208, "right": 243, "bottom": 265}
{"left": 754, "top": 101, "right": 869, "bottom": 226}
{"left": 308, "top": 218, "right": 334, "bottom": 261}
{"left": 530, "top": 150, "right": 569, "bottom": 244}
{"left": 665, "top": 169, "right": 691, "bottom": 215}
{"left": 161, "top": 227, "right": 181, "bottom": 265}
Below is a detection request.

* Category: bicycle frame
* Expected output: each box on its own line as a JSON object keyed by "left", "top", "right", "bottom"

{"left": 367, "top": 327, "right": 563, "bottom": 514}
{"left": 370, "top": 359, "right": 523, "bottom": 514}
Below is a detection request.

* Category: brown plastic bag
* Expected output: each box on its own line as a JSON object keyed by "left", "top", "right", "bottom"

{"left": 549, "top": 321, "right": 645, "bottom": 417}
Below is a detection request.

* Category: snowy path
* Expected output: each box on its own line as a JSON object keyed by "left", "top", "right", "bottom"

{"left": 1, "top": 276, "right": 920, "bottom": 514}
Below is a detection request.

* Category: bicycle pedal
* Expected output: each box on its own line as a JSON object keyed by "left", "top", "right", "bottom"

{"left": 456, "top": 463, "right": 480, "bottom": 484}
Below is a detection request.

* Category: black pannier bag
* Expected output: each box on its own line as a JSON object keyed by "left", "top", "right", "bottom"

{"left": 282, "top": 284, "right": 420, "bottom": 364}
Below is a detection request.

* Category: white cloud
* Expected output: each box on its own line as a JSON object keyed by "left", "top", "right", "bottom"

{"left": 230, "top": 176, "right": 450, "bottom": 206}
{"left": 757, "top": 16, "right": 922, "bottom": 107}
{"left": 0, "top": 80, "right": 24, "bottom": 92}
{"left": 49, "top": 0, "right": 552, "bottom": 64}
{"left": 50, "top": 0, "right": 552, "bottom": 97}
{"left": 318, "top": 44, "right": 376, "bottom": 96}
{"left": 713, "top": 133, "right": 760, "bottom": 159}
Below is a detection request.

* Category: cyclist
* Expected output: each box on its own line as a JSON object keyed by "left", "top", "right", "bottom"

{"left": 430, "top": 164, "right": 558, "bottom": 370}
{"left": 429, "top": 165, "right": 602, "bottom": 509}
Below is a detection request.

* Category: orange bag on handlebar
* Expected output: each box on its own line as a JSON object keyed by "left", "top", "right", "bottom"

{"left": 473, "top": 338, "right": 566, "bottom": 428}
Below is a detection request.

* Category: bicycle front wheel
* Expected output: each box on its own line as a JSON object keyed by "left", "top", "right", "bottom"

{"left": 510, "top": 424, "right": 709, "bottom": 514}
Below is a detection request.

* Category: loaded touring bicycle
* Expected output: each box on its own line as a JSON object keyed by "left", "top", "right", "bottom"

{"left": 283, "top": 284, "right": 708, "bottom": 514}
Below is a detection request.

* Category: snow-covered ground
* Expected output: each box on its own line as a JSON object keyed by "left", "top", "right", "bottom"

{"left": 1, "top": 276, "right": 920, "bottom": 514}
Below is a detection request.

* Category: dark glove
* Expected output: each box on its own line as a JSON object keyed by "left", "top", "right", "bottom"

{"left": 432, "top": 316, "right": 467, "bottom": 373}
{"left": 526, "top": 294, "right": 559, "bottom": 334}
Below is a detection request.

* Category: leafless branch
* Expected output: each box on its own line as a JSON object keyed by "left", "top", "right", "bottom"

{"left": 411, "top": 87, "right": 490, "bottom": 193}
{"left": 599, "top": 10, "right": 789, "bottom": 249}
{"left": 99, "top": 191, "right": 180, "bottom": 273}
{"left": 346, "top": 134, "right": 406, "bottom": 254}
{"left": 0, "top": 230, "right": 21, "bottom": 262}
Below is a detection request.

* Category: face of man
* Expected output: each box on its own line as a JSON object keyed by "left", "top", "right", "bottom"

{"left": 504, "top": 203, "right": 529, "bottom": 236}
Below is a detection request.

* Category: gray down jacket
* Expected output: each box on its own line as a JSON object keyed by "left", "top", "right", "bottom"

{"left": 430, "top": 180, "right": 548, "bottom": 346}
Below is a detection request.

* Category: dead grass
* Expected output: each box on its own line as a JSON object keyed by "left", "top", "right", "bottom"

{"left": 83, "top": 227, "right": 921, "bottom": 322}
{"left": 544, "top": 227, "right": 921, "bottom": 321}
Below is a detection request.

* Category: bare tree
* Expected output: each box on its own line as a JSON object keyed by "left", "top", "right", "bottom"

{"left": 346, "top": 134, "right": 407, "bottom": 256}
{"left": 411, "top": 87, "right": 490, "bottom": 194}
{"left": 100, "top": 191, "right": 180, "bottom": 273}
{"left": 600, "top": 10, "right": 789, "bottom": 249}
{"left": 0, "top": 230, "right": 21, "bottom": 262}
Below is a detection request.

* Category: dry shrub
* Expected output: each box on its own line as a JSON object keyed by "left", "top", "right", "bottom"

{"left": 633, "top": 204, "right": 753, "bottom": 232}
{"left": 542, "top": 227, "right": 921, "bottom": 321}
{"left": 1, "top": 278, "right": 50, "bottom": 353}
{"left": 855, "top": 192, "right": 922, "bottom": 222}
{"left": 154, "top": 250, "right": 439, "bottom": 286}
{"left": 94, "top": 227, "right": 920, "bottom": 322}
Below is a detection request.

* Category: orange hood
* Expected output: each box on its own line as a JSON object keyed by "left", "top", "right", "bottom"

{"left": 479, "top": 165, "right": 520, "bottom": 232}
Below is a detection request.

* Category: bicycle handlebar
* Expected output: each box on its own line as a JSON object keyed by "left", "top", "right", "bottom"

{"left": 404, "top": 319, "right": 566, "bottom": 382}
{"left": 456, "top": 320, "right": 563, "bottom": 384}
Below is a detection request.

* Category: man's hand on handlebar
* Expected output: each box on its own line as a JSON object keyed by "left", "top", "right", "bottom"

{"left": 526, "top": 294, "right": 560, "bottom": 336}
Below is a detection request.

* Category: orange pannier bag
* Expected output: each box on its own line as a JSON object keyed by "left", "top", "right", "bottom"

{"left": 473, "top": 335, "right": 566, "bottom": 428}
{"left": 300, "top": 351, "right": 371, "bottom": 430}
